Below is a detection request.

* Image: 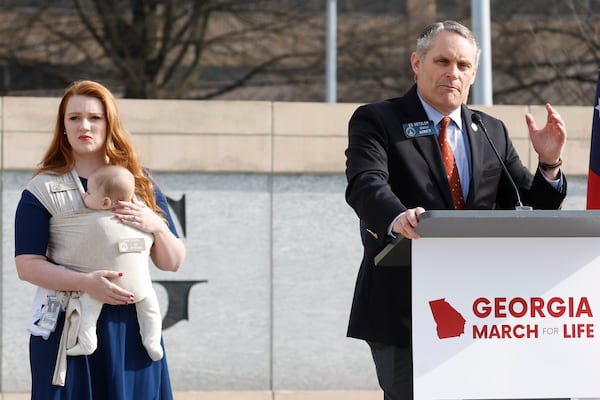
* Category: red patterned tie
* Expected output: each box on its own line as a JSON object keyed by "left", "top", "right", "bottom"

{"left": 438, "top": 116, "right": 464, "bottom": 210}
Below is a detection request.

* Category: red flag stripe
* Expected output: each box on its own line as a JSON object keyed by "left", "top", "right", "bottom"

{"left": 587, "top": 169, "right": 600, "bottom": 209}
{"left": 586, "top": 68, "right": 600, "bottom": 210}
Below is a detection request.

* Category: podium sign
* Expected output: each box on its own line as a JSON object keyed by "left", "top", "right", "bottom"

{"left": 377, "top": 210, "right": 600, "bottom": 399}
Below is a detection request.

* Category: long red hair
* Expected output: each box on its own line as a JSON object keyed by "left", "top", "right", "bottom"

{"left": 35, "top": 80, "right": 161, "bottom": 215}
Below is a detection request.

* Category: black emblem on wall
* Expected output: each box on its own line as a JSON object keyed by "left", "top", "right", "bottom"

{"left": 158, "top": 194, "right": 206, "bottom": 330}
{"left": 166, "top": 194, "right": 186, "bottom": 237}
{"left": 154, "top": 280, "right": 207, "bottom": 329}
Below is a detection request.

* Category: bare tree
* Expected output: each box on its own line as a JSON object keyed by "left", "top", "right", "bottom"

{"left": 2, "top": 0, "right": 600, "bottom": 104}
{"left": 0, "top": 0, "right": 418, "bottom": 102}
{"left": 336, "top": 0, "right": 600, "bottom": 106}
{"left": 489, "top": 0, "right": 600, "bottom": 105}
{"left": 0, "top": 0, "right": 325, "bottom": 99}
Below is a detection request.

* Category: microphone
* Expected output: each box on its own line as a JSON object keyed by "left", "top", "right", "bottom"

{"left": 471, "top": 113, "right": 532, "bottom": 211}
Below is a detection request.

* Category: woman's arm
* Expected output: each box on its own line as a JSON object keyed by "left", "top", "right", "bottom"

{"left": 149, "top": 224, "right": 186, "bottom": 272}
{"left": 115, "top": 196, "right": 186, "bottom": 272}
{"left": 15, "top": 254, "right": 134, "bottom": 305}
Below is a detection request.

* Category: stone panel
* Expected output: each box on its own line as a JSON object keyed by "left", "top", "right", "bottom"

{"left": 118, "top": 100, "right": 273, "bottom": 136}
{"left": 132, "top": 134, "right": 272, "bottom": 172}
{"left": 272, "top": 102, "right": 358, "bottom": 136}
{"left": 4, "top": 132, "right": 53, "bottom": 170}
{"left": 0, "top": 98, "right": 595, "bottom": 175}
{"left": 272, "top": 136, "right": 347, "bottom": 173}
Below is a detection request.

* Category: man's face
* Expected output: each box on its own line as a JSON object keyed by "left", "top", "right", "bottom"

{"left": 411, "top": 30, "right": 478, "bottom": 115}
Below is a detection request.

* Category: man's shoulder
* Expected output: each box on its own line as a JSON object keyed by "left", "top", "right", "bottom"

{"left": 467, "top": 107, "right": 506, "bottom": 129}
{"left": 365, "top": 86, "right": 417, "bottom": 107}
{"left": 467, "top": 103, "right": 504, "bottom": 121}
{"left": 354, "top": 87, "right": 419, "bottom": 119}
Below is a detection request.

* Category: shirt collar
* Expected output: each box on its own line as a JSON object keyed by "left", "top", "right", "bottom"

{"left": 416, "top": 91, "right": 463, "bottom": 131}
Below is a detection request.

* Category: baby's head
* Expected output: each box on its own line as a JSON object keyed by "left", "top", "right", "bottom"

{"left": 84, "top": 165, "right": 135, "bottom": 210}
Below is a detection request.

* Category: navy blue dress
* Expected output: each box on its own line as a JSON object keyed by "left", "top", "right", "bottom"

{"left": 15, "top": 176, "right": 177, "bottom": 400}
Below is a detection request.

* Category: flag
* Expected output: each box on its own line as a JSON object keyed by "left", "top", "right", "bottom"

{"left": 587, "top": 69, "right": 600, "bottom": 209}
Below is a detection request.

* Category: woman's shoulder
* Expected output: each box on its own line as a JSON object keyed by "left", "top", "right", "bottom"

{"left": 26, "top": 171, "right": 76, "bottom": 190}
{"left": 25, "top": 170, "right": 86, "bottom": 215}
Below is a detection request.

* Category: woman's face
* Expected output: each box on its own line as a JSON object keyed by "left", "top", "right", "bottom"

{"left": 63, "top": 95, "right": 108, "bottom": 159}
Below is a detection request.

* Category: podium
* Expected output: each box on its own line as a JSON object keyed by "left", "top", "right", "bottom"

{"left": 376, "top": 210, "right": 600, "bottom": 399}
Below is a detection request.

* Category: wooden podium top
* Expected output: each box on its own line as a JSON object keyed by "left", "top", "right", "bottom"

{"left": 375, "top": 210, "right": 600, "bottom": 267}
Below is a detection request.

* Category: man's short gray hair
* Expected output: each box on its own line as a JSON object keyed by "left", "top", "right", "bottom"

{"left": 415, "top": 20, "right": 481, "bottom": 66}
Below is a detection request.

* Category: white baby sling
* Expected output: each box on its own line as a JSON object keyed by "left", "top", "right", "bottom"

{"left": 25, "top": 169, "right": 157, "bottom": 386}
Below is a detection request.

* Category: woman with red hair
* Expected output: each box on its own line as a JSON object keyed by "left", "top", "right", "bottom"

{"left": 14, "top": 80, "right": 186, "bottom": 399}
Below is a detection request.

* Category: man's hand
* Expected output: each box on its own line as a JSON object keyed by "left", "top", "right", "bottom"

{"left": 525, "top": 103, "right": 566, "bottom": 179}
{"left": 392, "top": 207, "right": 426, "bottom": 239}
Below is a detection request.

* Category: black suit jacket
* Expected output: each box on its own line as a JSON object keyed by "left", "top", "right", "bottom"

{"left": 345, "top": 85, "right": 567, "bottom": 346}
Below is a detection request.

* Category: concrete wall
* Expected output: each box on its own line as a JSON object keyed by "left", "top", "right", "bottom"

{"left": 1, "top": 97, "right": 594, "bottom": 175}
{"left": 0, "top": 97, "right": 593, "bottom": 399}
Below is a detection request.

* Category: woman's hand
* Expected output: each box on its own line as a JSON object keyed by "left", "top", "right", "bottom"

{"left": 113, "top": 197, "right": 164, "bottom": 234}
{"left": 113, "top": 197, "right": 186, "bottom": 272}
{"left": 81, "top": 270, "right": 135, "bottom": 305}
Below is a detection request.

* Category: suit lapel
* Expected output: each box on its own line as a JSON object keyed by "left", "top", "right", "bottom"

{"left": 462, "top": 106, "right": 485, "bottom": 206}
{"left": 393, "top": 87, "right": 454, "bottom": 208}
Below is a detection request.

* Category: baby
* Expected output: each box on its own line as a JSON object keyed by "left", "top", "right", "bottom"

{"left": 64, "top": 165, "right": 163, "bottom": 361}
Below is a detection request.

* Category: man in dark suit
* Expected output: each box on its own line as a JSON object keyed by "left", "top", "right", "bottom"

{"left": 345, "top": 20, "right": 567, "bottom": 399}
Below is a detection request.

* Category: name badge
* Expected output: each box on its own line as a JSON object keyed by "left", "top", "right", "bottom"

{"left": 402, "top": 121, "right": 435, "bottom": 138}
{"left": 38, "top": 296, "right": 61, "bottom": 332}
{"left": 49, "top": 181, "right": 78, "bottom": 193}
{"left": 118, "top": 238, "right": 147, "bottom": 253}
